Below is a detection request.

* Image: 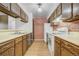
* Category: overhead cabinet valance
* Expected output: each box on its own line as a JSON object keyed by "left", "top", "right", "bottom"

{"left": 0, "top": 3, "right": 28, "bottom": 23}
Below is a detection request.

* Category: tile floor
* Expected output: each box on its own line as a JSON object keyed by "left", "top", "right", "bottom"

{"left": 25, "top": 40, "right": 50, "bottom": 56}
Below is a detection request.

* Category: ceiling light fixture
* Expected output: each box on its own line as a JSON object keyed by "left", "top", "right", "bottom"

{"left": 37, "top": 3, "right": 42, "bottom": 12}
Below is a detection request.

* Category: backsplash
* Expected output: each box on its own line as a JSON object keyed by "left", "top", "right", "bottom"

{"left": 55, "top": 20, "right": 79, "bottom": 32}
{"left": 68, "top": 20, "right": 79, "bottom": 32}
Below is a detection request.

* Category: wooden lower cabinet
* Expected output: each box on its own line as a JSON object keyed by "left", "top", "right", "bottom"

{"left": 61, "top": 47, "right": 73, "bottom": 56}
{"left": 15, "top": 36, "right": 23, "bottom": 56}
{"left": 0, "top": 40, "right": 14, "bottom": 56}
{"left": 54, "top": 43, "right": 60, "bottom": 56}
{"left": 0, "top": 34, "right": 32, "bottom": 56}
{"left": 22, "top": 35, "right": 28, "bottom": 55}
{"left": 54, "top": 41, "right": 61, "bottom": 56}
{"left": 54, "top": 37, "right": 61, "bottom": 56}
{"left": 54, "top": 36, "right": 79, "bottom": 56}
{"left": 15, "top": 41, "right": 22, "bottom": 56}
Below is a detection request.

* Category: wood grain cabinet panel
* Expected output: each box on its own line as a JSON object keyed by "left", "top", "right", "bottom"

{"left": 0, "top": 3, "right": 19, "bottom": 18}
{"left": 20, "top": 9, "right": 28, "bottom": 22}
{"left": 73, "top": 3, "right": 79, "bottom": 18}
{"left": 61, "top": 39, "right": 79, "bottom": 56}
{"left": 22, "top": 36, "right": 28, "bottom": 55}
{"left": 54, "top": 36, "right": 79, "bottom": 56}
{"left": 1, "top": 3, "right": 10, "bottom": 11}
{"left": 1, "top": 47, "right": 14, "bottom": 56}
{"left": 22, "top": 35, "right": 28, "bottom": 55}
{"left": 62, "top": 3, "right": 72, "bottom": 21}
{"left": 0, "top": 40, "right": 14, "bottom": 56}
{"left": 15, "top": 41, "right": 22, "bottom": 56}
{"left": 56, "top": 4, "right": 62, "bottom": 17}
{"left": 54, "top": 37, "right": 61, "bottom": 56}
{"left": 11, "top": 3, "right": 20, "bottom": 16}
{"left": 61, "top": 47, "right": 73, "bottom": 56}
{"left": 15, "top": 36, "right": 23, "bottom": 56}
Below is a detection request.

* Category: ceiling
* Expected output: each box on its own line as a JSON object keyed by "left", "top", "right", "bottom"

{"left": 18, "top": 3, "right": 59, "bottom": 18}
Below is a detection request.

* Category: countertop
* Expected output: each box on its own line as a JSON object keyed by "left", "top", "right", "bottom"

{"left": 0, "top": 31, "right": 31, "bottom": 43}
{"left": 55, "top": 32, "right": 79, "bottom": 46}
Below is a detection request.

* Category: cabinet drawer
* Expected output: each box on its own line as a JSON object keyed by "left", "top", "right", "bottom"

{"left": 0, "top": 40, "right": 14, "bottom": 53}
{"left": 15, "top": 36, "right": 22, "bottom": 43}
{"left": 61, "top": 39, "right": 79, "bottom": 55}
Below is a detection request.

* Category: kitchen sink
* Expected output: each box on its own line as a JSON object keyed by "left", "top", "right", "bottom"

{"left": 11, "top": 32, "right": 25, "bottom": 35}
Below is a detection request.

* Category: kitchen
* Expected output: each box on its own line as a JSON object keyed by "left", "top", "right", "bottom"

{"left": 0, "top": 3, "right": 79, "bottom": 56}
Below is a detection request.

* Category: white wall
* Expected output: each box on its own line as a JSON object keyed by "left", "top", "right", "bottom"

{"left": 16, "top": 12, "right": 33, "bottom": 33}
{"left": 8, "top": 16, "right": 16, "bottom": 29}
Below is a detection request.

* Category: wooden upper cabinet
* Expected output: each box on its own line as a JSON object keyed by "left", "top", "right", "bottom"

{"left": 20, "top": 9, "right": 28, "bottom": 22}
{"left": 11, "top": 3, "right": 20, "bottom": 16}
{"left": 73, "top": 3, "right": 79, "bottom": 18}
{"left": 56, "top": 4, "right": 62, "bottom": 17}
{"left": 54, "top": 10, "right": 56, "bottom": 19}
{"left": 22, "top": 35, "right": 28, "bottom": 55}
{"left": 0, "top": 3, "right": 10, "bottom": 11}
{"left": 0, "top": 3, "right": 19, "bottom": 18}
{"left": 62, "top": 3, "right": 72, "bottom": 21}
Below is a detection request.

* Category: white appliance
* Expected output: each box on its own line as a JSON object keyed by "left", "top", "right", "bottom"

{"left": 44, "top": 23, "right": 53, "bottom": 43}
{"left": 44, "top": 23, "right": 54, "bottom": 55}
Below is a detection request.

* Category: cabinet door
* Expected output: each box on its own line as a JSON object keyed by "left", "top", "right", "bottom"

{"left": 53, "top": 10, "right": 56, "bottom": 19}
{"left": 20, "top": 9, "right": 26, "bottom": 20}
{"left": 8, "top": 47, "right": 14, "bottom": 56}
{"left": 62, "top": 3, "right": 72, "bottom": 20}
{"left": 56, "top": 4, "right": 62, "bottom": 17}
{"left": 1, "top": 47, "right": 14, "bottom": 56}
{"left": 54, "top": 37, "right": 61, "bottom": 56}
{"left": 0, "top": 3, "right": 10, "bottom": 11}
{"left": 15, "top": 41, "right": 22, "bottom": 56}
{"left": 51, "top": 13, "right": 55, "bottom": 22}
{"left": 61, "top": 47, "right": 73, "bottom": 56}
{"left": 73, "top": 3, "right": 79, "bottom": 18}
{"left": 0, "top": 40, "right": 14, "bottom": 56}
{"left": 54, "top": 42, "right": 61, "bottom": 56}
{"left": 11, "top": 3, "right": 20, "bottom": 16}
{"left": 23, "top": 39, "right": 28, "bottom": 55}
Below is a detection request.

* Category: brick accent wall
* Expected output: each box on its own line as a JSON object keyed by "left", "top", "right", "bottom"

{"left": 33, "top": 17, "right": 47, "bottom": 40}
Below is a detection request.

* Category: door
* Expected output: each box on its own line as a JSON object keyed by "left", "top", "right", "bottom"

{"left": 33, "top": 17, "right": 47, "bottom": 41}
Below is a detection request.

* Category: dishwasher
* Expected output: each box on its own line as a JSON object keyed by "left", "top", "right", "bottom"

{"left": 47, "top": 33, "right": 54, "bottom": 55}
